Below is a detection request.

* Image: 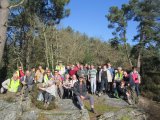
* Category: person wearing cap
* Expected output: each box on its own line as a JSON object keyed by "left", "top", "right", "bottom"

{"left": 73, "top": 75, "right": 95, "bottom": 113}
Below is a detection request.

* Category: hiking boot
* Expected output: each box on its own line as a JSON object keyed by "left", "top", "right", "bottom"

{"left": 80, "top": 106, "right": 84, "bottom": 110}
{"left": 127, "top": 98, "right": 132, "bottom": 105}
{"left": 98, "top": 93, "right": 102, "bottom": 97}
{"left": 90, "top": 108, "right": 95, "bottom": 113}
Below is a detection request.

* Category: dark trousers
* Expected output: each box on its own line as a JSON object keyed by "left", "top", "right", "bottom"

{"left": 135, "top": 83, "right": 140, "bottom": 96}
{"left": 108, "top": 82, "right": 113, "bottom": 93}
{"left": 100, "top": 78, "right": 108, "bottom": 93}
{"left": 63, "top": 87, "right": 73, "bottom": 99}
{"left": 45, "top": 92, "right": 54, "bottom": 103}
{"left": 97, "top": 81, "right": 101, "bottom": 92}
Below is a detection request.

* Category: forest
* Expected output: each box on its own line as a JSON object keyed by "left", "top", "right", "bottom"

{"left": 0, "top": 0, "right": 160, "bottom": 101}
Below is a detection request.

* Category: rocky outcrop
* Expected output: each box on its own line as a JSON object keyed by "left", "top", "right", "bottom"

{"left": 0, "top": 94, "right": 156, "bottom": 120}
{"left": 97, "top": 96, "right": 148, "bottom": 120}
{"left": 97, "top": 108, "right": 147, "bottom": 120}
{"left": 0, "top": 97, "right": 90, "bottom": 120}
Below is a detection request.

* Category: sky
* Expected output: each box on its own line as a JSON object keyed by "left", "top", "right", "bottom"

{"left": 60, "top": 0, "right": 139, "bottom": 44}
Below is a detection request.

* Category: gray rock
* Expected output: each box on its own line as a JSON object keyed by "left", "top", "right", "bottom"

{"left": 0, "top": 98, "right": 90, "bottom": 120}
{"left": 22, "top": 111, "right": 38, "bottom": 120}
{"left": 97, "top": 107, "right": 148, "bottom": 120}
{"left": 0, "top": 110, "right": 16, "bottom": 120}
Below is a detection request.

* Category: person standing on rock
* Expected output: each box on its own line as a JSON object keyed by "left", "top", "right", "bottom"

{"left": 73, "top": 75, "right": 95, "bottom": 113}
{"left": 107, "top": 63, "right": 114, "bottom": 94}
{"left": 130, "top": 66, "right": 141, "bottom": 97}
{"left": 98, "top": 65, "right": 108, "bottom": 96}
{"left": 88, "top": 65, "right": 97, "bottom": 94}
{"left": 113, "top": 67, "right": 123, "bottom": 98}
{"left": 55, "top": 61, "right": 66, "bottom": 78}
{"left": 96, "top": 65, "right": 102, "bottom": 93}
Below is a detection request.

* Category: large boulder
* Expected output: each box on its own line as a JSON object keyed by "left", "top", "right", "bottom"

{"left": 0, "top": 96, "right": 90, "bottom": 120}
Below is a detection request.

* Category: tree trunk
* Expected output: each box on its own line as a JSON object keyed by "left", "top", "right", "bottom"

{"left": 137, "top": 50, "right": 141, "bottom": 72}
{"left": 123, "top": 30, "right": 132, "bottom": 68}
{"left": 0, "top": 0, "right": 26, "bottom": 65}
{"left": 137, "top": 28, "right": 144, "bottom": 73}
{"left": 124, "top": 43, "right": 132, "bottom": 67}
{"left": 43, "top": 26, "right": 49, "bottom": 68}
{"left": 0, "top": 0, "right": 9, "bottom": 65}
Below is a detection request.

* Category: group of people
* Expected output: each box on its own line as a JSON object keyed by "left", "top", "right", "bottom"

{"left": 0, "top": 61, "right": 141, "bottom": 113}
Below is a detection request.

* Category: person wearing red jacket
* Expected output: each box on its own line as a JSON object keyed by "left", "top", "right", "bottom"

{"left": 16, "top": 66, "right": 25, "bottom": 80}
{"left": 69, "top": 65, "right": 76, "bottom": 76}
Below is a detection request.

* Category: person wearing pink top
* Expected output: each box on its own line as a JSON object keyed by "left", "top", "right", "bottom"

{"left": 130, "top": 67, "right": 141, "bottom": 96}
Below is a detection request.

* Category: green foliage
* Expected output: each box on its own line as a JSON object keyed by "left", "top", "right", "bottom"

{"left": 106, "top": 0, "right": 160, "bottom": 102}
{"left": 141, "top": 72, "right": 160, "bottom": 102}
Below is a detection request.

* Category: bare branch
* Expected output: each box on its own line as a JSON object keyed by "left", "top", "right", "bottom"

{"left": 9, "top": 0, "right": 25, "bottom": 9}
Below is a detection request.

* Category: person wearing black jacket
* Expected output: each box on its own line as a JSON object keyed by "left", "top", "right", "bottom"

{"left": 73, "top": 75, "right": 95, "bottom": 113}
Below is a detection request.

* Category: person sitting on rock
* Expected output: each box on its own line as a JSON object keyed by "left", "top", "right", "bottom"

{"left": 117, "top": 80, "right": 134, "bottom": 105}
{"left": 39, "top": 79, "right": 56, "bottom": 108}
{"left": 21, "top": 70, "right": 34, "bottom": 98}
{"left": 53, "top": 70, "right": 63, "bottom": 98}
{"left": 73, "top": 75, "right": 95, "bottom": 113}
{"left": 117, "top": 80, "right": 127, "bottom": 99}
{"left": 1, "top": 73, "right": 20, "bottom": 93}
{"left": 113, "top": 67, "right": 123, "bottom": 98}
{"left": 63, "top": 74, "right": 72, "bottom": 98}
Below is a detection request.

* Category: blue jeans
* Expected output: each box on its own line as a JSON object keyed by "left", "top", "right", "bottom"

{"left": 90, "top": 77, "right": 96, "bottom": 93}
